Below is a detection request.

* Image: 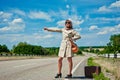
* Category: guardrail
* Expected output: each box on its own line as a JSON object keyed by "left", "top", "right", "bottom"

{"left": 102, "top": 53, "right": 120, "bottom": 58}
{"left": 0, "top": 52, "right": 41, "bottom": 57}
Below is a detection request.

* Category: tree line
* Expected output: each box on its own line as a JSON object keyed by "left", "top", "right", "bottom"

{"left": 101, "top": 34, "right": 120, "bottom": 54}
{"left": 12, "top": 42, "right": 59, "bottom": 56}
{"left": 0, "top": 42, "right": 56, "bottom": 56}
{"left": 1, "top": 34, "right": 119, "bottom": 55}
{"left": 77, "top": 34, "right": 120, "bottom": 54}
{"left": 0, "top": 42, "right": 82, "bottom": 56}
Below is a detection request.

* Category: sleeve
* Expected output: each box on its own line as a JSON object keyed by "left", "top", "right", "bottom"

{"left": 72, "top": 30, "right": 81, "bottom": 41}
{"left": 47, "top": 28, "right": 62, "bottom": 32}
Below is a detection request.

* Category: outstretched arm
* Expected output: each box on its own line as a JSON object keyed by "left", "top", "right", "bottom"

{"left": 44, "top": 27, "right": 62, "bottom": 32}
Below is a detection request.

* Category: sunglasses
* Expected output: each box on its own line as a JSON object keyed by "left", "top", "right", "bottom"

{"left": 65, "top": 22, "right": 71, "bottom": 24}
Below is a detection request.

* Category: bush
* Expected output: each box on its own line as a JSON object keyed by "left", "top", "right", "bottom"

{"left": 87, "top": 57, "right": 98, "bottom": 66}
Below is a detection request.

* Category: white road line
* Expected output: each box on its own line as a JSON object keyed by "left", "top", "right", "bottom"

{"left": 64, "top": 58, "right": 87, "bottom": 80}
{"left": 72, "top": 58, "right": 86, "bottom": 74}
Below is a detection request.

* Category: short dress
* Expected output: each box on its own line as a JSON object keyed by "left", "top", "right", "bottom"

{"left": 47, "top": 28, "right": 81, "bottom": 57}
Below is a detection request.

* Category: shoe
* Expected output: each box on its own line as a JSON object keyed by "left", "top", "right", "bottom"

{"left": 65, "top": 74, "right": 72, "bottom": 78}
{"left": 55, "top": 73, "right": 62, "bottom": 78}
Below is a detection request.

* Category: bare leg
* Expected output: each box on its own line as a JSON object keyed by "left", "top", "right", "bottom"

{"left": 58, "top": 57, "right": 63, "bottom": 74}
{"left": 67, "top": 57, "right": 73, "bottom": 75}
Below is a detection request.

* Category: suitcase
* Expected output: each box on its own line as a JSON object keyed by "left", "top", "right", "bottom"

{"left": 84, "top": 66, "right": 101, "bottom": 78}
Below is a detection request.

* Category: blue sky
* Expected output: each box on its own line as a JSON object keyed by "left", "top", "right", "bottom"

{"left": 0, "top": 0, "right": 120, "bottom": 49}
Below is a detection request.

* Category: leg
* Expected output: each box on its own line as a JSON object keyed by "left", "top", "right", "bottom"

{"left": 55, "top": 57, "right": 63, "bottom": 78}
{"left": 58, "top": 57, "right": 63, "bottom": 74}
{"left": 67, "top": 57, "right": 73, "bottom": 75}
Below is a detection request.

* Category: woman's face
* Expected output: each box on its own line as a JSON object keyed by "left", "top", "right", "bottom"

{"left": 65, "top": 21, "right": 72, "bottom": 29}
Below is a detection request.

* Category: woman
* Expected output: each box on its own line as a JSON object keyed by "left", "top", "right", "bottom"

{"left": 44, "top": 19, "right": 81, "bottom": 78}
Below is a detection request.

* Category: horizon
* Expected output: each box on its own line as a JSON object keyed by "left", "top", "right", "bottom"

{"left": 0, "top": 42, "right": 106, "bottom": 50}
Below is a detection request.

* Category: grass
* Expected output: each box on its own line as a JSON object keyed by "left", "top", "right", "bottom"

{"left": 93, "top": 72, "right": 110, "bottom": 80}
{"left": 87, "top": 57, "right": 110, "bottom": 80}
{"left": 93, "top": 57, "right": 120, "bottom": 80}
{"left": 87, "top": 57, "right": 99, "bottom": 66}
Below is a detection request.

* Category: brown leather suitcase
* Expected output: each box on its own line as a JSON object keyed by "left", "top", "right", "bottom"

{"left": 84, "top": 66, "right": 101, "bottom": 78}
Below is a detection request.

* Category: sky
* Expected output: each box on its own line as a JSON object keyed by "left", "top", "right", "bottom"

{"left": 0, "top": 0, "right": 120, "bottom": 49}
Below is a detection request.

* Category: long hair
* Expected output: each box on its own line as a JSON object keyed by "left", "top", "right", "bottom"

{"left": 65, "top": 19, "right": 73, "bottom": 29}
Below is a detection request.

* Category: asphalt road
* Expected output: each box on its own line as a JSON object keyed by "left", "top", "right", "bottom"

{"left": 0, "top": 52, "right": 95, "bottom": 80}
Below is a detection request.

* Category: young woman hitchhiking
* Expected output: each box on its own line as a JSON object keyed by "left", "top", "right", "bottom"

{"left": 44, "top": 19, "right": 81, "bottom": 78}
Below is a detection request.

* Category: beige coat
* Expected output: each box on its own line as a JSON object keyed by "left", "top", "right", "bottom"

{"left": 47, "top": 28, "right": 81, "bottom": 57}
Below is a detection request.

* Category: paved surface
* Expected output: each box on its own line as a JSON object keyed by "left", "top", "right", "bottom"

{"left": 0, "top": 52, "right": 95, "bottom": 80}
{"left": 65, "top": 59, "right": 93, "bottom": 80}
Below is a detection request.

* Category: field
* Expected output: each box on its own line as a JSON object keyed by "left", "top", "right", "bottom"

{"left": 93, "top": 57, "right": 120, "bottom": 80}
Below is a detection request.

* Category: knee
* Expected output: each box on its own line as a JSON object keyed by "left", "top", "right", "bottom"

{"left": 58, "top": 58, "right": 63, "bottom": 63}
{"left": 67, "top": 57, "right": 72, "bottom": 62}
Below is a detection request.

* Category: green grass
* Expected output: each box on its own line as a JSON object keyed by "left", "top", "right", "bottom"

{"left": 87, "top": 57, "right": 110, "bottom": 80}
{"left": 87, "top": 57, "right": 99, "bottom": 66}
{"left": 93, "top": 73, "right": 110, "bottom": 80}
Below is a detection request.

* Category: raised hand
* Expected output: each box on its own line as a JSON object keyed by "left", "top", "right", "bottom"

{"left": 44, "top": 27, "right": 48, "bottom": 31}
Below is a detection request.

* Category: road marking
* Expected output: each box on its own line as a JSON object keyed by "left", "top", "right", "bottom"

{"left": 72, "top": 58, "right": 86, "bottom": 74}
{"left": 64, "top": 58, "right": 87, "bottom": 80}
{"left": 13, "top": 63, "right": 37, "bottom": 68}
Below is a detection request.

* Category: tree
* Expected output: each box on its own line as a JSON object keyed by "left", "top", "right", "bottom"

{"left": 95, "top": 49, "right": 100, "bottom": 53}
{"left": 110, "top": 34, "right": 120, "bottom": 53}
{"left": 12, "top": 42, "right": 51, "bottom": 55}
{"left": 103, "top": 34, "right": 120, "bottom": 54}
{"left": 0, "top": 44, "right": 9, "bottom": 53}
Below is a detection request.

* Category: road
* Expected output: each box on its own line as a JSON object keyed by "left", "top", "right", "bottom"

{"left": 0, "top": 52, "right": 95, "bottom": 80}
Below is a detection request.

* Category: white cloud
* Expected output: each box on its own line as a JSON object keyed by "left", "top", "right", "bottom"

{"left": 59, "top": 9, "right": 69, "bottom": 18}
{"left": 0, "top": 32, "right": 58, "bottom": 49}
{"left": 56, "top": 18, "right": 84, "bottom": 28}
{"left": 68, "top": 12, "right": 84, "bottom": 27}
{"left": 12, "top": 18, "right": 23, "bottom": 23}
{"left": 28, "top": 11, "right": 52, "bottom": 21}
{"left": 97, "top": 24, "right": 120, "bottom": 35}
{"left": 0, "top": 18, "right": 25, "bottom": 32}
{"left": 33, "top": 33, "right": 54, "bottom": 39}
{"left": 56, "top": 13, "right": 84, "bottom": 28}
{"left": 88, "top": 17, "right": 120, "bottom": 25}
{"left": 72, "top": 19, "right": 84, "bottom": 27}
{"left": 57, "top": 20, "right": 65, "bottom": 27}
{"left": 98, "top": 1, "right": 120, "bottom": 12}
{"left": 89, "top": 25, "right": 99, "bottom": 31}
{"left": 95, "top": 17, "right": 120, "bottom": 22}
{"left": 0, "top": 33, "right": 53, "bottom": 43}
{"left": 11, "top": 9, "right": 26, "bottom": 16}
{"left": 97, "top": 30, "right": 107, "bottom": 35}
{"left": 49, "top": 8, "right": 84, "bottom": 28}
{"left": 110, "top": 1, "right": 120, "bottom": 8}
{"left": 98, "top": 6, "right": 111, "bottom": 12}
{"left": 0, "top": 11, "right": 12, "bottom": 19}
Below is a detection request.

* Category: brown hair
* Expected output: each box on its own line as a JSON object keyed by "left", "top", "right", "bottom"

{"left": 65, "top": 19, "right": 73, "bottom": 29}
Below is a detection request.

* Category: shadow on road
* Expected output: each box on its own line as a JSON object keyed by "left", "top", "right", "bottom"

{"left": 68, "top": 76, "right": 93, "bottom": 80}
